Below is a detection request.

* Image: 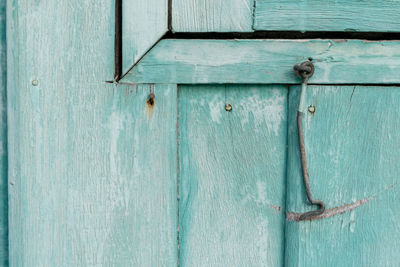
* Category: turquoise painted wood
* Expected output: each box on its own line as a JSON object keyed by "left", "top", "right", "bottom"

{"left": 7, "top": 1, "right": 177, "bottom": 266}
{"left": 179, "top": 85, "right": 287, "bottom": 266}
{"left": 0, "top": 1, "right": 7, "bottom": 265}
{"left": 286, "top": 85, "right": 400, "bottom": 266}
{"left": 172, "top": 0, "right": 254, "bottom": 32}
{"left": 122, "top": 0, "right": 167, "bottom": 74}
{"left": 254, "top": 0, "right": 400, "bottom": 32}
{"left": 6, "top": 0, "right": 400, "bottom": 265}
{"left": 121, "top": 39, "right": 400, "bottom": 84}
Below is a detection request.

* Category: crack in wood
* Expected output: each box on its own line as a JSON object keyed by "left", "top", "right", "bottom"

{"left": 287, "top": 183, "right": 398, "bottom": 222}
{"left": 286, "top": 197, "right": 376, "bottom": 222}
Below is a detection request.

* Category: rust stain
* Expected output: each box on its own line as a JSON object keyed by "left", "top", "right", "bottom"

{"left": 286, "top": 196, "right": 376, "bottom": 222}
{"left": 146, "top": 93, "right": 155, "bottom": 118}
{"left": 147, "top": 93, "right": 155, "bottom": 107}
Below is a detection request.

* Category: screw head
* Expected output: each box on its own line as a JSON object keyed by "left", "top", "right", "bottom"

{"left": 32, "top": 79, "right": 39, "bottom": 86}
{"left": 225, "top": 103, "right": 232, "bottom": 112}
{"left": 308, "top": 105, "right": 316, "bottom": 114}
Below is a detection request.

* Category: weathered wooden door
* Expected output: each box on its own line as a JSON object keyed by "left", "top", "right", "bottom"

{"left": 5, "top": 0, "right": 400, "bottom": 266}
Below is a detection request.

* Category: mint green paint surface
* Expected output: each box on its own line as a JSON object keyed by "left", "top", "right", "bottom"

{"left": 5, "top": 0, "right": 400, "bottom": 265}
{"left": 172, "top": 0, "right": 254, "bottom": 32}
{"left": 7, "top": 1, "right": 177, "bottom": 266}
{"left": 179, "top": 85, "right": 287, "bottom": 266}
{"left": 121, "top": 39, "right": 400, "bottom": 84}
{"left": 254, "top": 0, "right": 400, "bottom": 32}
{"left": 122, "top": 0, "right": 167, "bottom": 74}
{"left": 286, "top": 85, "right": 400, "bottom": 266}
{"left": 0, "top": 0, "right": 7, "bottom": 265}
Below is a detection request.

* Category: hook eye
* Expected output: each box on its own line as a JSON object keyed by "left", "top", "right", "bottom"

{"left": 294, "top": 61, "right": 315, "bottom": 80}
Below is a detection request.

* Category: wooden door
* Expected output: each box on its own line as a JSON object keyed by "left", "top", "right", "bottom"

{"left": 5, "top": 0, "right": 400, "bottom": 266}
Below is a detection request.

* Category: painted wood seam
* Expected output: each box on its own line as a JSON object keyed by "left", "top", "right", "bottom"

{"left": 0, "top": 1, "right": 7, "bottom": 265}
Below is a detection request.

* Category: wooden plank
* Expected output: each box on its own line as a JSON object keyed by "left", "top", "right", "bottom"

{"left": 254, "top": 0, "right": 400, "bottom": 32}
{"left": 179, "top": 85, "right": 287, "bottom": 266}
{"left": 122, "top": 0, "right": 168, "bottom": 74}
{"left": 7, "top": 1, "right": 177, "bottom": 266}
{"left": 286, "top": 85, "right": 400, "bottom": 266}
{"left": 172, "top": 0, "right": 254, "bottom": 32}
{"left": 0, "top": 1, "right": 7, "bottom": 265}
{"left": 121, "top": 39, "right": 400, "bottom": 84}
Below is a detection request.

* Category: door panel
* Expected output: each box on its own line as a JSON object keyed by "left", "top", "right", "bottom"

{"left": 286, "top": 86, "right": 400, "bottom": 266}
{"left": 8, "top": 82, "right": 178, "bottom": 266}
{"left": 178, "top": 85, "right": 287, "bottom": 266}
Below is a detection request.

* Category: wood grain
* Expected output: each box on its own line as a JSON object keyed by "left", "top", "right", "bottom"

{"left": 286, "top": 85, "right": 400, "bottom": 266}
{"left": 7, "top": 1, "right": 177, "bottom": 265}
{"left": 172, "top": 0, "right": 254, "bottom": 32}
{"left": 121, "top": 39, "right": 400, "bottom": 84}
{"left": 122, "top": 0, "right": 168, "bottom": 74}
{"left": 178, "top": 85, "right": 287, "bottom": 266}
{"left": 254, "top": 0, "right": 400, "bottom": 32}
{"left": 0, "top": 1, "right": 7, "bottom": 265}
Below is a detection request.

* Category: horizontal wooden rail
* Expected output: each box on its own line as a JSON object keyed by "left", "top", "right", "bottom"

{"left": 120, "top": 39, "right": 400, "bottom": 84}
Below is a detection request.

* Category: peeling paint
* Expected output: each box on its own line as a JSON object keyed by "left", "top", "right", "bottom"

{"left": 239, "top": 89, "right": 285, "bottom": 136}
{"left": 208, "top": 94, "right": 223, "bottom": 123}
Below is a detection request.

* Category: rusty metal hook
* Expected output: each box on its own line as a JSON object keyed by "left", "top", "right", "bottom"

{"left": 293, "top": 61, "right": 325, "bottom": 221}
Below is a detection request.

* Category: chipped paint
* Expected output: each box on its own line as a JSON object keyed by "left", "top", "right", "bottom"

{"left": 208, "top": 94, "right": 223, "bottom": 123}
{"left": 239, "top": 89, "right": 285, "bottom": 136}
{"left": 269, "top": 205, "right": 281, "bottom": 212}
